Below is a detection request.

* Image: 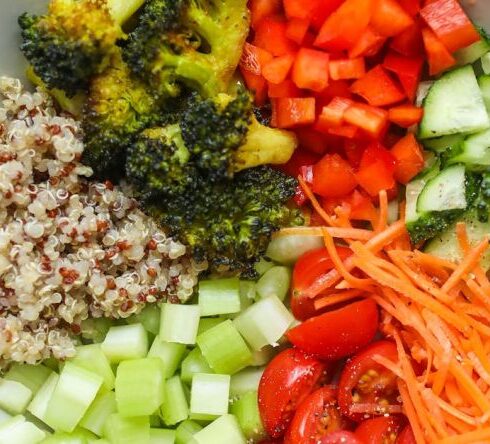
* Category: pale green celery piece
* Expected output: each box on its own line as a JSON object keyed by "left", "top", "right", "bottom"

{"left": 190, "top": 373, "right": 230, "bottom": 421}
{"left": 230, "top": 367, "right": 265, "bottom": 398}
{"left": 103, "top": 414, "right": 150, "bottom": 444}
{"left": 101, "top": 324, "right": 148, "bottom": 363}
{"left": 266, "top": 234, "right": 323, "bottom": 264}
{"left": 28, "top": 373, "right": 59, "bottom": 423}
{"left": 23, "top": 411, "right": 52, "bottom": 434}
{"left": 482, "top": 52, "right": 490, "bottom": 75}
{"left": 0, "top": 415, "right": 46, "bottom": 444}
{"left": 0, "top": 409, "right": 10, "bottom": 425}
{"left": 175, "top": 420, "right": 202, "bottom": 444}
{"left": 42, "top": 427, "right": 98, "bottom": 443}
{"left": 238, "top": 281, "right": 256, "bottom": 308}
{"left": 230, "top": 391, "right": 266, "bottom": 441}
{"left": 250, "top": 345, "right": 279, "bottom": 367}
{"left": 233, "top": 295, "right": 295, "bottom": 350}
{"left": 115, "top": 358, "right": 165, "bottom": 418}
{"left": 0, "top": 379, "right": 32, "bottom": 414}
{"left": 160, "top": 304, "right": 200, "bottom": 345}
{"left": 80, "top": 390, "right": 117, "bottom": 436}
{"left": 255, "top": 266, "right": 291, "bottom": 301}
{"left": 150, "top": 428, "right": 176, "bottom": 444}
{"left": 196, "top": 320, "right": 252, "bottom": 375}
{"left": 148, "top": 336, "right": 187, "bottom": 379}
{"left": 80, "top": 318, "right": 112, "bottom": 344}
{"left": 4, "top": 364, "right": 52, "bottom": 395}
{"left": 160, "top": 376, "right": 188, "bottom": 426}
{"left": 180, "top": 349, "right": 213, "bottom": 384}
{"left": 44, "top": 363, "right": 103, "bottom": 433}
{"left": 196, "top": 317, "right": 223, "bottom": 336}
{"left": 70, "top": 344, "right": 115, "bottom": 391}
{"left": 128, "top": 304, "right": 161, "bottom": 336}
{"left": 91, "top": 440, "right": 110, "bottom": 444}
{"left": 254, "top": 257, "right": 274, "bottom": 276}
{"left": 198, "top": 278, "right": 241, "bottom": 317}
{"left": 190, "top": 414, "right": 246, "bottom": 444}
{"left": 42, "top": 358, "right": 59, "bottom": 373}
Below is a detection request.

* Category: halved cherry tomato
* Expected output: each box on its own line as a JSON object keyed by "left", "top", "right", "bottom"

{"left": 321, "top": 431, "right": 364, "bottom": 444}
{"left": 285, "top": 387, "right": 345, "bottom": 444}
{"left": 312, "top": 153, "right": 357, "bottom": 198}
{"left": 397, "top": 425, "right": 416, "bottom": 444}
{"left": 287, "top": 299, "right": 378, "bottom": 360}
{"left": 291, "top": 246, "right": 351, "bottom": 320}
{"left": 258, "top": 348, "right": 328, "bottom": 438}
{"left": 338, "top": 341, "right": 400, "bottom": 422}
{"left": 355, "top": 416, "right": 406, "bottom": 444}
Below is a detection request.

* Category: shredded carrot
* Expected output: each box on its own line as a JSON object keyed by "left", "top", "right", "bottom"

{"left": 438, "top": 427, "right": 490, "bottom": 444}
{"left": 313, "top": 289, "right": 365, "bottom": 310}
{"left": 298, "top": 176, "right": 337, "bottom": 227}
{"left": 276, "top": 226, "right": 374, "bottom": 240}
{"left": 376, "top": 189, "right": 388, "bottom": 233}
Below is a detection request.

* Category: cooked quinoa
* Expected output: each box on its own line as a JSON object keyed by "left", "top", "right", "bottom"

{"left": 0, "top": 77, "right": 205, "bottom": 367}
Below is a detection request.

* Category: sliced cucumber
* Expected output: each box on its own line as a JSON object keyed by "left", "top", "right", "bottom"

{"left": 479, "top": 75, "right": 490, "bottom": 114}
{"left": 482, "top": 52, "right": 490, "bottom": 75}
{"left": 455, "top": 35, "right": 490, "bottom": 65}
{"left": 448, "top": 128, "right": 490, "bottom": 169}
{"left": 417, "top": 165, "right": 467, "bottom": 213}
{"left": 423, "top": 134, "right": 465, "bottom": 153}
{"left": 419, "top": 66, "right": 490, "bottom": 139}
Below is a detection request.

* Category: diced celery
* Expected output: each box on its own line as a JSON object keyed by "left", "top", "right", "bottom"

{"left": 81, "top": 318, "right": 112, "bottom": 344}
{"left": 190, "top": 373, "right": 230, "bottom": 421}
{"left": 115, "top": 358, "right": 164, "bottom": 417}
{"left": 5, "top": 364, "right": 52, "bottom": 395}
{"left": 0, "top": 415, "right": 46, "bottom": 444}
{"left": 0, "top": 379, "right": 32, "bottom": 414}
{"left": 196, "top": 320, "right": 251, "bottom": 375}
{"left": 482, "top": 52, "right": 490, "bottom": 75}
{"left": 45, "top": 363, "right": 103, "bottom": 432}
{"left": 238, "top": 281, "right": 256, "bottom": 310}
{"left": 127, "top": 304, "right": 161, "bottom": 336}
{"left": 0, "top": 409, "right": 10, "bottom": 425}
{"left": 230, "top": 391, "right": 266, "bottom": 441}
{"left": 80, "top": 390, "right": 117, "bottom": 436}
{"left": 255, "top": 266, "right": 291, "bottom": 301}
{"left": 180, "top": 349, "right": 213, "bottom": 384}
{"left": 150, "top": 415, "right": 162, "bottom": 428}
{"left": 147, "top": 336, "right": 187, "bottom": 379}
{"left": 175, "top": 420, "right": 202, "bottom": 444}
{"left": 198, "top": 278, "right": 241, "bottom": 317}
{"left": 42, "top": 427, "right": 98, "bottom": 443}
{"left": 103, "top": 414, "right": 150, "bottom": 444}
{"left": 250, "top": 346, "right": 278, "bottom": 367}
{"left": 197, "top": 317, "right": 223, "bottom": 336}
{"left": 191, "top": 415, "right": 246, "bottom": 444}
{"left": 28, "top": 373, "right": 59, "bottom": 423}
{"left": 150, "top": 428, "right": 176, "bottom": 444}
{"left": 101, "top": 324, "right": 148, "bottom": 363}
{"left": 233, "top": 296, "right": 294, "bottom": 350}
{"left": 254, "top": 257, "right": 274, "bottom": 276}
{"left": 160, "top": 376, "right": 188, "bottom": 426}
{"left": 23, "top": 412, "right": 51, "bottom": 434}
{"left": 70, "top": 344, "right": 115, "bottom": 391}
{"left": 42, "top": 358, "right": 59, "bottom": 372}
{"left": 160, "top": 304, "right": 200, "bottom": 345}
{"left": 266, "top": 234, "right": 323, "bottom": 264}
{"left": 230, "top": 367, "right": 265, "bottom": 398}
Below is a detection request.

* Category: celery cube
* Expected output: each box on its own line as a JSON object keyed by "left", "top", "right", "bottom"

{"left": 71, "top": 344, "right": 115, "bottom": 390}
{"left": 255, "top": 266, "right": 291, "bottom": 301}
{"left": 150, "top": 428, "right": 176, "bottom": 444}
{"left": 0, "top": 379, "right": 32, "bottom": 414}
{"left": 180, "top": 348, "right": 213, "bottom": 384}
{"left": 42, "top": 427, "right": 98, "bottom": 443}
{"left": 196, "top": 320, "right": 252, "bottom": 375}
{"left": 0, "top": 416, "right": 46, "bottom": 444}
{"left": 191, "top": 414, "right": 246, "bottom": 444}
{"left": 160, "top": 376, "right": 188, "bottom": 426}
{"left": 148, "top": 336, "right": 187, "bottom": 379}
{"left": 81, "top": 317, "right": 112, "bottom": 344}
{"left": 198, "top": 278, "right": 241, "bottom": 316}
{"left": 103, "top": 414, "right": 150, "bottom": 444}
{"left": 190, "top": 373, "right": 230, "bottom": 421}
{"left": 4, "top": 364, "right": 52, "bottom": 395}
{"left": 230, "top": 391, "right": 266, "bottom": 441}
{"left": 160, "top": 304, "right": 200, "bottom": 345}
{"left": 115, "top": 358, "right": 164, "bottom": 417}
{"left": 80, "top": 390, "right": 117, "bottom": 436}
{"left": 44, "top": 363, "right": 103, "bottom": 432}
{"left": 175, "top": 420, "right": 202, "bottom": 444}
{"left": 101, "top": 324, "right": 148, "bottom": 363}
{"left": 128, "top": 304, "right": 161, "bottom": 336}
{"left": 230, "top": 367, "right": 264, "bottom": 397}
{"left": 27, "top": 373, "right": 59, "bottom": 423}
{"left": 0, "top": 409, "right": 10, "bottom": 425}
{"left": 197, "top": 317, "right": 223, "bottom": 336}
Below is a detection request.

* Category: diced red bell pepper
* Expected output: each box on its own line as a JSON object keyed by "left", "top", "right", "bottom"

{"left": 280, "top": 148, "right": 321, "bottom": 177}
{"left": 390, "top": 21, "right": 424, "bottom": 57}
{"left": 268, "top": 79, "right": 303, "bottom": 98}
{"left": 315, "top": 97, "right": 353, "bottom": 131}
{"left": 383, "top": 51, "right": 423, "bottom": 101}
{"left": 421, "top": 26, "right": 456, "bottom": 76}
{"left": 398, "top": 0, "right": 421, "bottom": 17}
{"left": 312, "top": 153, "right": 358, "bottom": 198}
{"left": 262, "top": 54, "right": 295, "bottom": 84}
{"left": 343, "top": 103, "right": 388, "bottom": 138}
{"left": 239, "top": 43, "right": 273, "bottom": 76}
{"left": 240, "top": 69, "right": 268, "bottom": 106}
{"left": 284, "top": 0, "right": 320, "bottom": 20}
{"left": 388, "top": 104, "right": 424, "bottom": 128}
{"left": 420, "top": 0, "right": 480, "bottom": 52}
{"left": 349, "top": 26, "right": 386, "bottom": 58}
{"left": 286, "top": 18, "right": 311, "bottom": 44}
{"left": 370, "top": 0, "right": 414, "bottom": 37}
{"left": 343, "top": 139, "right": 368, "bottom": 168}
{"left": 327, "top": 125, "right": 359, "bottom": 139}
{"left": 317, "top": 80, "right": 353, "bottom": 108}
{"left": 292, "top": 48, "right": 330, "bottom": 92}
{"left": 272, "top": 97, "right": 316, "bottom": 128}
{"left": 295, "top": 128, "right": 330, "bottom": 154}
{"left": 390, "top": 133, "right": 425, "bottom": 184}
{"left": 309, "top": 0, "right": 345, "bottom": 31}
{"left": 346, "top": 189, "right": 378, "bottom": 222}
{"left": 249, "top": 0, "right": 282, "bottom": 29}
{"left": 351, "top": 66, "right": 405, "bottom": 107}
{"left": 360, "top": 142, "right": 397, "bottom": 172}
{"left": 356, "top": 143, "right": 396, "bottom": 196}
{"left": 254, "top": 18, "right": 298, "bottom": 56}
{"left": 329, "top": 58, "right": 366, "bottom": 80}
{"left": 314, "top": 0, "right": 374, "bottom": 52}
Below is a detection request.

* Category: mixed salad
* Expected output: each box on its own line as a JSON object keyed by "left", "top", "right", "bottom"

{"left": 1, "top": 0, "right": 490, "bottom": 443}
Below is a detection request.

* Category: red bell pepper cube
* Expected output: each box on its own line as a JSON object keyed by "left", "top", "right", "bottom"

{"left": 351, "top": 66, "right": 405, "bottom": 107}
{"left": 317, "top": 80, "right": 353, "bottom": 108}
{"left": 249, "top": 0, "right": 282, "bottom": 29}
{"left": 349, "top": 26, "right": 386, "bottom": 58}
{"left": 312, "top": 153, "right": 358, "bottom": 198}
{"left": 240, "top": 69, "right": 268, "bottom": 106}
{"left": 390, "top": 21, "right": 424, "bottom": 57}
{"left": 295, "top": 128, "right": 330, "bottom": 155}
{"left": 272, "top": 97, "right": 316, "bottom": 128}
{"left": 268, "top": 79, "right": 303, "bottom": 98}
{"left": 329, "top": 58, "right": 366, "bottom": 80}
{"left": 383, "top": 51, "right": 423, "bottom": 101}
{"left": 398, "top": 0, "right": 421, "bottom": 17}
{"left": 315, "top": 97, "right": 353, "bottom": 131}
{"left": 356, "top": 143, "right": 396, "bottom": 196}
{"left": 239, "top": 43, "right": 273, "bottom": 76}
{"left": 388, "top": 104, "right": 424, "bottom": 128}
{"left": 346, "top": 189, "right": 378, "bottom": 222}
{"left": 254, "top": 18, "right": 298, "bottom": 56}
{"left": 309, "top": 0, "right": 345, "bottom": 31}
{"left": 343, "top": 139, "right": 368, "bottom": 168}
{"left": 262, "top": 54, "right": 295, "bottom": 84}
{"left": 327, "top": 125, "right": 359, "bottom": 139}
{"left": 314, "top": 0, "right": 374, "bottom": 52}
{"left": 360, "top": 142, "right": 397, "bottom": 172}
{"left": 292, "top": 48, "right": 330, "bottom": 92}
{"left": 284, "top": 0, "right": 321, "bottom": 20}
{"left": 279, "top": 148, "right": 320, "bottom": 178}
{"left": 286, "top": 18, "right": 310, "bottom": 44}
{"left": 421, "top": 27, "right": 456, "bottom": 76}
{"left": 343, "top": 102, "right": 388, "bottom": 138}
{"left": 390, "top": 133, "right": 425, "bottom": 184}
{"left": 370, "top": 0, "right": 414, "bottom": 37}
{"left": 420, "top": 0, "right": 480, "bottom": 52}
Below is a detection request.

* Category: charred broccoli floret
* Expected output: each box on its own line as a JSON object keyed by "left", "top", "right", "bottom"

{"left": 122, "top": 0, "right": 250, "bottom": 98}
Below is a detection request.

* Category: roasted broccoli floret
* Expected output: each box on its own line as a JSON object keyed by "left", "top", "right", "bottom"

{"left": 123, "top": 0, "right": 250, "bottom": 98}
{"left": 146, "top": 166, "right": 302, "bottom": 276}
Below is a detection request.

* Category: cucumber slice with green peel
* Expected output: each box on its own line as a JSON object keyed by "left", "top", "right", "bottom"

{"left": 423, "top": 134, "right": 465, "bottom": 153}
{"left": 255, "top": 266, "right": 291, "bottom": 301}
{"left": 80, "top": 390, "right": 117, "bottom": 436}
{"left": 455, "top": 32, "right": 490, "bottom": 65}
{"left": 190, "top": 373, "right": 230, "bottom": 421}
{"left": 482, "top": 52, "right": 490, "bottom": 75}
{"left": 150, "top": 428, "right": 176, "bottom": 444}
{"left": 419, "top": 66, "right": 490, "bottom": 139}
{"left": 266, "top": 235, "right": 323, "bottom": 265}
{"left": 416, "top": 165, "right": 467, "bottom": 213}
{"left": 160, "top": 376, "right": 189, "bottom": 426}
{"left": 70, "top": 344, "right": 115, "bottom": 391}
{"left": 0, "top": 379, "right": 32, "bottom": 415}
{"left": 175, "top": 420, "right": 202, "bottom": 444}
{"left": 101, "top": 323, "right": 149, "bottom": 363}
{"left": 27, "top": 373, "right": 59, "bottom": 424}
{"left": 230, "top": 391, "right": 266, "bottom": 442}
{"left": 191, "top": 414, "right": 246, "bottom": 444}
{"left": 479, "top": 75, "right": 490, "bottom": 113}
{"left": 448, "top": 128, "right": 490, "bottom": 169}
{"left": 103, "top": 414, "right": 150, "bottom": 444}
{"left": 0, "top": 415, "right": 46, "bottom": 444}
{"left": 4, "top": 364, "right": 52, "bottom": 395}
{"left": 198, "top": 278, "right": 241, "bottom": 317}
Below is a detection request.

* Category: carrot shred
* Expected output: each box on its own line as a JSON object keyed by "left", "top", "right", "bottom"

{"left": 376, "top": 189, "right": 388, "bottom": 233}
{"left": 313, "top": 289, "right": 365, "bottom": 310}
{"left": 276, "top": 226, "right": 374, "bottom": 240}
{"left": 298, "top": 176, "right": 337, "bottom": 227}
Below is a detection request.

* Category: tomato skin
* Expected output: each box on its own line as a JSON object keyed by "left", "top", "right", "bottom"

{"left": 286, "top": 299, "right": 379, "bottom": 360}
{"left": 396, "top": 425, "right": 416, "bottom": 444}
{"left": 258, "top": 348, "right": 328, "bottom": 438}
{"left": 355, "top": 416, "right": 406, "bottom": 444}
{"left": 312, "top": 153, "right": 358, "bottom": 198}
{"left": 285, "top": 387, "right": 344, "bottom": 444}
{"left": 338, "top": 341, "right": 400, "bottom": 422}
{"left": 320, "top": 431, "right": 364, "bottom": 444}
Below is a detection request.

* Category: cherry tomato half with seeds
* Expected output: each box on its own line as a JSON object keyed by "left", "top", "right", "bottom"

{"left": 396, "top": 425, "right": 416, "bottom": 444}
{"left": 320, "top": 431, "right": 364, "bottom": 444}
{"left": 355, "top": 416, "right": 406, "bottom": 444}
{"left": 338, "top": 341, "right": 400, "bottom": 422}
{"left": 258, "top": 348, "right": 329, "bottom": 438}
